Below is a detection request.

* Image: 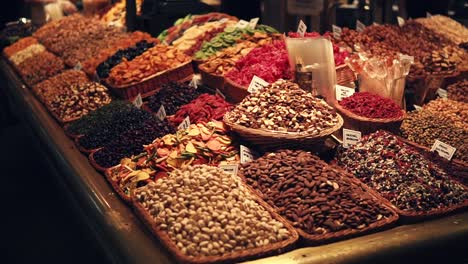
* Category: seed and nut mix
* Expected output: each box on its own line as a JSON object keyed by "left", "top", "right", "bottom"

{"left": 337, "top": 130, "right": 467, "bottom": 212}
{"left": 9, "top": 43, "right": 46, "bottom": 65}
{"left": 415, "top": 15, "right": 468, "bottom": 45}
{"left": 107, "top": 45, "right": 191, "bottom": 86}
{"left": 241, "top": 149, "right": 395, "bottom": 236}
{"left": 16, "top": 51, "right": 65, "bottom": 86}
{"left": 33, "top": 69, "right": 90, "bottom": 104}
{"left": 227, "top": 79, "right": 339, "bottom": 133}
{"left": 134, "top": 165, "right": 292, "bottom": 257}
{"left": 48, "top": 82, "right": 112, "bottom": 122}
{"left": 423, "top": 98, "right": 468, "bottom": 130}
{"left": 447, "top": 79, "right": 468, "bottom": 103}
{"left": 401, "top": 110, "right": 468, "bottom": 162}
{"left": 4, "top": 36, "right": 38, "bottom": 57}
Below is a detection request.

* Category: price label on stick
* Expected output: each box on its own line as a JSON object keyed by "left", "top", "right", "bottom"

{"left": 426, "top": 12, "right": 432, "bottom": 18}
{"left": 156, "top": 105, "right": 167, "bottom": 121}
{"left": 247, "top": 75, "right": 269, "bottom": 93}
{"left": 189, "top": 74, "right": 201, "bottom": 89}
{"left": 74, "top": 62, "right": 82, "bottom": 71}
{"left": 249, "top": 17, "right": 259, "bottom": 29}
{"left": 178, "top": 116, "right": 191, "bottom": 131}
{"left": 332, "top": 25, "right": 342, "bottom": 39}
{"left": 343, "top": 129, "right": 361, "bottom": 148}
{"left": 219, "top": 164, "right": 239, "bottom": 175}
{"left": 133, "top": 93, "right": 143, "bottom": 109}
{"left": 397, "top": 16, "right": 405, "bottom": 27}
{"left": 297, "top": 20, "right": 307, "bottom": 37}
{"left": 240, "top": 145, "right": 256, "bottom": 164}
{"left": 356, "top": 20, "right": 365, "bottom": 32}
{"left": 215, "top": 88, "right": 226, "bottom": 100}
{"left": 335, "top": 84, "right": 355, "bottom": 101}
{"left": 431, "top": 140, "right": 456, "bottom": 161}
{"left": 235, "top": 20, "right": 249, "bottom": 29}
{"left": 437, "top": 88, "right": 448, "bottom": 99}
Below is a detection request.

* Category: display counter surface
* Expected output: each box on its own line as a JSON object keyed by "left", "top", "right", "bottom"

{"left": 2, "top": 59, "right": 467, "bottom": 264}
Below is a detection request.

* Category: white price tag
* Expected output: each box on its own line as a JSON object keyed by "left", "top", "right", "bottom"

{"left": 74, "top": 62, "right": 82, "bottom": 71}
{"left": 431, "top": 140, "right": 456, "bottom": 161}
{"left": 132, "top": 93, "right": 143, "bottom": 109}
{"left": 373, "top": 22, "right": 380, "bottom": 26}
{"left": 189, "top": 74, "right": 201, "bottom": 89}
{"left": 356, "top": 20, "right": 365, "bottom": 32}
{"left": 426, "top": 12, "right": 432, "bottom": 18}
{"left": 397, "top": 16, "right": 405, "bottom": 27}
{"left": 219, "top": 164, "right": 239, "bottom": 175}
{"left": 413, "top": 105, "right": 422, "bottom": 111}
{"left": 335, "top": 84, "right": 355, "bottom": 101}
{"left": 437, "top": 88, "right": 448, "bottom": 99}
{"left": 332, "top": 25, "right": 342, "bottom": 39}
{"left": 343, "top": 128, "right": 361, "bottom": 148}
{"left": 156, "top": 105, "right": 167, "bottom": 121}
{"left": 248, "top": 17, "right": 259, "bottom": 29}
{"left": 235, "top": 20, "right": 249, "bottom": 29}
{"left": 297, "top": 20, "right": 307, "bottom": 37}
{"left": 247, "top": 75, "right": 269, "bottom": 93}
{"left": 240, "top": 145, "right": 256, "bottom": 164}
{"left": 215, "top": 88, "right": 226, "bottom": 100}
{"left": 178, "top": 116, "right": 191, "bottom": 131}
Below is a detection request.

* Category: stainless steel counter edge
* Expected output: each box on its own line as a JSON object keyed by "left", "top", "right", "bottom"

{"left": 2, "top": 59, "right": 467, "bottom": 264}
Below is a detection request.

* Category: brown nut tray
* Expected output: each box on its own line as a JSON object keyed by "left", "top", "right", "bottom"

{"left": 130, "top": 180, "right": 300, "bottom": 264}
{"left": 103, "top": 61, "right": 194, "bottom": 100}
{"left": 199, "top": 66, "right": 225, "bottom": 92}
{"left": 105, "top": 164, "right": 135, "bottom": 204}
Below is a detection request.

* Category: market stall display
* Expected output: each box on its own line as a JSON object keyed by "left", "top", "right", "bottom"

{"left": 415, "top": 15, "right": 468, "bottom": 46}
{"left": 16, "top": 51, "right": 65, "bottom": 87}
{"left": 33, "top": 69, "right": 90, "bottom": 104}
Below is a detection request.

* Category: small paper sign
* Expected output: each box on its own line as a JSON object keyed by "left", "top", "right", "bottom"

{"left": 343, "top": 128, "right": 361, "bottom": 148}
{"left": 356, "top": 20, "right": 365, "bottom": 32}
{"left": 248, "top": 17, "right": 259, "bottom": 29}
{"left": 74, "top": 62, "right": 82, "bottom": 71}
{"left": 332, "top": 25, "right": 342, "bottom": 39}
{"left": 219, "top": 164, "right": 239, "bottom": 175}
{"left": 189, "top": 74, "right": 201, "bottom": 89}
{"left": 215, "top": 88, "right": 226, "bottom": 100}
{"left": 235, "top": 20, "right": 249, "bottom": 29}
{"left": 373, "top": 22, "right": 380, "bottom": 26}
{"left": 413, "top": 105, "right": 422, "bottom": 111}
{"left": 240, "top": 145, "right": 256, "bottom": 164}
{"left": 247, "top": 75, "right": 269, "bottom": 93}
{"left": 132, "top": 93, "right": 143, "bottom": 109}
{"left": 156, "top": 105, "right": 167, "bottom": 121}
{"left": 335, "top": 84, "right": 355, "bottom": 101}
{"left": 178, "top": 116, "right": 191, "bottom": 131}
{"left": 297, "top": 20, "right": 307, "bottom": 37}
{"left": 431, "top": 140, "right": 456, "bottom": 160}
{"left": 426, "top": 12, "right": 432, "bottom": 18}
{"left": 437, "top": 88, "right": 448, "bottom": 99}
{"left": 397, "top": 16, "right": 405, "bottom": 27}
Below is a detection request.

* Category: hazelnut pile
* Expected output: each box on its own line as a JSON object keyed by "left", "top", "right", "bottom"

{"left": 227, "top": 79, "right": 340, "bottom": 134}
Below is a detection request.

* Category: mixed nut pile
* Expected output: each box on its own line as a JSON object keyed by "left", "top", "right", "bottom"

{"left": 16, "top": 51, "right": 65, "bottom": 86}
{"left": 134, "top": 165, "right": 293, "bottom": 257}
{"left": 415, "top": 15, "right": 468, "bottom": 45}
{"left": 33, "top": 70, "right": 90, "bottom": 103}
{"left": 423, "top": 98, "right": 468, "bottom": 130}
{"left": 337, "top": 131, "right": 467, "bottom": 212}
{"left": 227, "top": 79, "right": 340, "bottom": 133}
{"left": 241, "top": 149, "right": 396, "bottom": 236}
{"left": 447, "top": 79, "right": 468, "bottom": 103}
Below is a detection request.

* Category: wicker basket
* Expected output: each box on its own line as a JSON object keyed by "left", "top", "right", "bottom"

{"left": 105, "top": 164, "right": 135, "bottom": 204}
{"left": 63, "top": 124, "right": 83, "bottom": 139}
{"left": 223, "top": 112, "right": 344, "bottom": 150}
{"left": 238, "top": 167, "right": 399, "bottom": 246}
{"left": 131, "top": 183, "right": 299, "bottom": 264}
{"left": 333, "top": 101, "right": 405, "bottom": 135}
{"left": 103, "top": 61, "right": 194, "bottom": 100}
{"left": 74, "top": 136, "right": 100, "bottom": 154}
{"left": 336, "top": 64, "right": 356, "bottom": 86}
{"left": 223, "top": 77, "right": 250, "bottom": 104}
{"left": 199, "top": 66, "right": 225, "bottom": 91}
{"left": 88, "top": 149, "right": 109, "bottom": 173}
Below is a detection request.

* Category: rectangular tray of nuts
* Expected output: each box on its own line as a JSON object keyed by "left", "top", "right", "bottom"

{"left": 336, "top": 130, "right": 468, "bottom": 223}
{"left": 239, "top": 149, "right": 400, "bottom": 246}
{"left": 131, "top": 165, "right": 299, "bottom": 264}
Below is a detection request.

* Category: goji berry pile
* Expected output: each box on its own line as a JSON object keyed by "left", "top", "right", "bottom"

{"left": 339, "top": 92, "right": 403, "bottom": 119}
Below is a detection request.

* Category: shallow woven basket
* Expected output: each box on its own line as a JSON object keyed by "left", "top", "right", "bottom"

{"left": 333, "top": 101, "right": 405, "bottom": 135}
{"left": 223, "top": 77, "right": 249, "bottom": 104}
{"left": 63, "top": 124, "right": 83, "bottom": 139}
{"left": 103, "top": 61, "right": 194, "bottom": 100}
{"left": 223, "top": 112, "right": 343, "bottom": 150}
{"left": 74, "top": 136, "right": 101, "bottom": 154}
{"left": 199, "top": 66, "right": 225, "bottom": 91}
{"left": 88, "top": 148, "right": 109, "bottom": 173}
{"left": 131, "top": 182, "right": 299, "bottom": 264}
{"left": 104, "top": 164, "right": 134, "bottom": 204}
